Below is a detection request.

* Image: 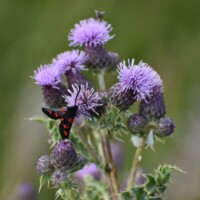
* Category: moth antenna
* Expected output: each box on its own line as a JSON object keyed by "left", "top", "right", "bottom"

{"left": 74, "top": 85, "right": 81, "bottom": 106}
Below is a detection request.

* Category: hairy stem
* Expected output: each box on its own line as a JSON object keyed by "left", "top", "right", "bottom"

{"left": 101, "top": 129, "right": 120, "bottom": 200}
{"left": 127, "top": 138, "right": 146, "bottom": 189}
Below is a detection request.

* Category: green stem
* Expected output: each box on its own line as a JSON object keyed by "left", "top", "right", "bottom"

{"left": 127, "top": 137, "right": 146, "bottom": 189}
{"left": 97, "top": 70, "right": 106, "bottom": 91}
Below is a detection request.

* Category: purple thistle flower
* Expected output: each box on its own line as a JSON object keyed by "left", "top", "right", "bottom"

{"left": 33, "top": 64, "right": 61, "bottom": 86}
{"left": 52, "top": 50, "right": 88, "bottom": 74}
{"left": 65, "top": 84, "right": 104, "bottom": 117}
{"left": 117, "top": 59, "right": 163, "bottom": 101}
{"left": 68, "top": 18, "right": 114, "bottom": 47}
{"left": 74, "top": 163, "right": 101, "bottom": 180}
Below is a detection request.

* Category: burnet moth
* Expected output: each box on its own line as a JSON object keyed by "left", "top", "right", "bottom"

{"left": 42, "top": 87, "right": 81, "bottom": 139}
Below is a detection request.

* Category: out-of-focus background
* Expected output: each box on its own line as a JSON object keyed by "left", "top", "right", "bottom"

{"left": 0, "top": 0, "right": 200, "bottom": 199}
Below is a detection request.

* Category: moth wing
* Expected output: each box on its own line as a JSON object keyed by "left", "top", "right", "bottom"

{"left": 59, "top": 119, "right": 72, "bottom": 139}
{"left": 42, "top": 107, "right": 67, "bottom": 120}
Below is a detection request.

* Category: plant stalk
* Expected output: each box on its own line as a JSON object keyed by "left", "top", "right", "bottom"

{"left": 97, "top": 70, "right": 119, "bottom": 199}
{"left": 127, "top": 137, "right": 146, "bottom": 189}
{"left": 101, "top": 129, "right": 120, "bottom": 200}
{"left": 97, "top": 70, "right": 106, "bottom": 91}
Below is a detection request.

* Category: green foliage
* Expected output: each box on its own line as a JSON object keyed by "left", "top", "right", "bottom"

{"left": 99, "top": 105, "right": 128, "bottom": 138}
{"left": 121, "top": 165, "right": 183, "bottom": 200}
{"left": 39, "top": 175, "right": 51, "bottom": 192}
{"left": 56, "top": 179, "right": 81, "bottom": 200}
{"left": 82, "top": 177, "right": 110, "bottom": 200}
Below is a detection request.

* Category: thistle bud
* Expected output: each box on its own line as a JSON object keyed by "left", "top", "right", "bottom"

{"left": 50, "top": 140, "right": 77, "bottom": 170}
{"left": 51, "top": 169, "right": 68, "bottom": 186}
{"left": 139, "top": 86, "right": 165, "bottom": 120}
{"left": 157, "top": 117, "right": 175, "bottom": 137}
{"left": 109, "top": 83, "right": 136, "bottom": 111}
{"left": 65, "top": 70, "right": 92, "bottom": 90}
{"left": 84, "top": 45, "right": 120, "bottom": 71}
{"left": 35, "top": 155, "right": 54, "bottom": 175}
{"left": 127, "top": 114, "right": 147, "bottom": 135}
{"left": 70, "top": 153, "right": 85, "bottom": 173}
{"left": 42, "top": 83, "right": 67, "bottom": 108}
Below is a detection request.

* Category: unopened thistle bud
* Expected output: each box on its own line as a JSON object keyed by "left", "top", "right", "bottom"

{"left": 84, "top": 45, "right": 120, "bottom": 71}
{"left": 109, "top": 83, "right": 136, "bottom": 111}
{"left": 157, "top": 117, "right": 175, "bottom": 137}
{"left": 41, "top": 83, "right": 67, "bottom": 108}
{"left": 139, "top": 86, "right": 165, "bottom": 120}
{"left": 50, "top": 140, "right": 78, "bottom": 170}
{"left": 51, "top": 169, "right": 68, "bottom": 186}
{"left": 65, "top": 70, "right": 92, "bottom": 90}
{"left": 127, "top": 114, "right": 147, "bottom": 135}
{"left": 35, "top": 155, "right": 54, "bottom": 175}
{"left": 70, "top": 153, "right": 85, "bottom": 173}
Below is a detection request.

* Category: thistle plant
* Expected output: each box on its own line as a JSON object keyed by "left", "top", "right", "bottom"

{"left": 31, "top": 11, "right": 182, "bottom": 200}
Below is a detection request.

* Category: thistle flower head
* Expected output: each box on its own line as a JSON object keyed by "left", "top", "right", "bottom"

{"left": 117, "top": 59, "right": 163, "bottom": 101}
{"left": 139, "top": 86, "right": 166, "bottom": 120}
{"left": 51, "top": 169, "right": 68, "bottom": 186}
{"left": 68, "top": 18, "right": 114, "bottom": 47}
{"left": 33, "top": 64, "right": 61, "bottom": 86}
{"left": 50, "top": 140, "right": 77, "bottom": 170}
{"left": 157, "top": 117, "right": 175, "bottom": 137}
{"left": 65, "top": 84, "right": 103, "bottom": 117}
{"left": 52, "top": 50, "right": 88, "bottom": 74}
{"left": 35, "top": 155, "right": 54, "bottom": 175}
{"left": 127, "top": 114, "right": 147, "bottom": 135}
{"left": 109, "top": 83, "right": 136, "bottom": 111}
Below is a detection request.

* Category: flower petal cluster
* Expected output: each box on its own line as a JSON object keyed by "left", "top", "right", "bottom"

{"left": 68, "top": 18, "right": 114, "bottom": 47}
{"left": 65, "top": 84, "right": 103, "bottom": 117}
{"left": 33, "top": 64, "right": 61, "bottom": 86}
{"left": 117, "top": 59, "right": 163, "bottom": 100}
{"left": 52, "top": 50, "right": 88, "bottom": 74}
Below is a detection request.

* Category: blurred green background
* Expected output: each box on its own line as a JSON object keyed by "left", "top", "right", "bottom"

{"left": 0, "top": 0, "right": 200, "bottom": 199}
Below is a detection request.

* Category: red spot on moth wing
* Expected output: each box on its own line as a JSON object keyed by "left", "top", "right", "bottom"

{"left": 68, "top": 118, "right": 74, "bottom": 124}
{"left": 63, "top": 130, "right": 68, "bottom": 136}
{"left": 62, "top": 124, "right": 69, "bottom": 129}
{"left": 48, "top": 110, "right": 52, "bottom": 114}
{"left": 60, "top": 107, "right": 66, "bottom": 114}
{"left": 60, "top": 117, "right": 64, "bottom": 121}
{"left": 54, "top": 112, "right": 58, "bottom": 118}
